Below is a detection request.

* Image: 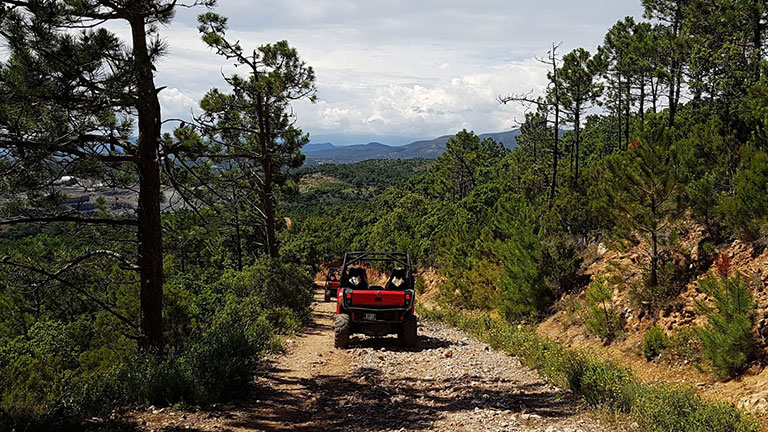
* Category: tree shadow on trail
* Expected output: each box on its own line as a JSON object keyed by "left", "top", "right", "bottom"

{"left": 347, "top": 334, "right": 453, "bottom": 352}
{"left": 216, "top": 362, "right": 580, "bottom": 432}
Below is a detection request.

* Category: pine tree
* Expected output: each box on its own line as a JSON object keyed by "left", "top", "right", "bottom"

{"left": 696, "top": 255, "right": 758, "bottom": 378}
{"left": 195, "top": 13, "right": 317, "bottom": 258}
{"left": 558, "top": 48, "right": 603, "bottom": 181}
{"left": 599, "top": 116, "right": 688, "bottom": 287}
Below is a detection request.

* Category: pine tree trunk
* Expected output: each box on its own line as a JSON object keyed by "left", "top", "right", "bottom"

{"left": 625, "top": 80, "right": 631, "bottom": 149}
{"left": 256, "top": 93, "right": 279, "bottom": 259}
{"left": 550, "top": 48, "right": 560, "bottom": 206}
{"left": 617, "top": 75, "right": 622, "bottom": 152}
{"left": 574, "top": 108, "right": 580, "bottom": 181}
{"left": 669, "top": 3, "right": 681, "bottom": 127}
{"left": 130, "top": 17, "right": 164, "bottom": 349}
{"left": 752, "top": 0, "right": 762, "bottom": 82}
{"left": 233, "top": 185, "right": 243, "bottom": 271}
{"left": 650, "top": 230, "right": 659, "bottom": 287}
{"left": 639, "top": 76, "right": 646, "bottom": 122}
{"left": 551, "top": 104, "right": 559, "bottom": 206}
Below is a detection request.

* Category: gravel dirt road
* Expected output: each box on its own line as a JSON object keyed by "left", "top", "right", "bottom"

{"left": 129, "top": 289, "right": 609, "bottom": 432}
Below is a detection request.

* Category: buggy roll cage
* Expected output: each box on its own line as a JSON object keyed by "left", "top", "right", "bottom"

{"left": 339, "top": 251, "right": 413, "bottom": 290}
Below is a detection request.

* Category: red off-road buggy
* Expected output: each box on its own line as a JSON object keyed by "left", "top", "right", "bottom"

{"left": 334, "top": 252, "right": 417, "bottom": 349}
{"left": 323, "top": 267, "right": 341, "bottom": 302}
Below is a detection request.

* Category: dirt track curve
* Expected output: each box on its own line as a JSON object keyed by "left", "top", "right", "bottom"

{"left": 130, "top": 289, "right": 609, "bottom": 432}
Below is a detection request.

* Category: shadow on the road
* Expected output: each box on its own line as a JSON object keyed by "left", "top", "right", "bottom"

{"left": 214, "top": 363, "right": 579, "bottom": 432}
{"left": 348, "top": 334, "right": 453, "bottom": 352}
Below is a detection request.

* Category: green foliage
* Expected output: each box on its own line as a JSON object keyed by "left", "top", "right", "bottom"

{"left": 0, "top": 256, "right": 311, "bottom": 429}
{"left": 429, "top": 130, "right": 508, "bottom": 201}
{"left": 696, "top": 266, "right": 759, "bottom": 379}
{"left": 414, "top": 275, "right": 426, "bottom": 295}
{"left": 642, "top": 326, "right": 670, "bottom": 360}
{"left": 662, "top": 326, "right": 703, "bottom": 365}
{"left": 584, "top": 276, "right": 622, "bottom": 339}
{"left": 219, "top": 260, "right": 314, "bottom": 320}
{"left": 632, "top": 386, "right": 759, "bottom": 432}
{"left": 595, "top": 116, "right": 688, "bottom": 288}
{"left": 719, "top": 145, "right": 768, "bottom": 240}
{"left": 494, "top": 197, "right": 551, "bottom": 320}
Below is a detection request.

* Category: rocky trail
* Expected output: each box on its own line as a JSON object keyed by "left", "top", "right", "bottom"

{"left": 129, "top": 290, "right": 609, "bottom": 432}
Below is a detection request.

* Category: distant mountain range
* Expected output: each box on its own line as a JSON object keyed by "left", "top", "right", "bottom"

{"left": 303, "top": 130, "right": 520, "bottom": 165}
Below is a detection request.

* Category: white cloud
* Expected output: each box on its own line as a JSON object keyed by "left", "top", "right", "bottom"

{"left": 158, "top": 88, "right": 199, "bottom": 123}
{"left": 144, "top": 0, "right": 644, "bottom": 140}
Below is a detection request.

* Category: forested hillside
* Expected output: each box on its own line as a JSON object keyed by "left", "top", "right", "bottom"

{"left": 3, "top": 0, "right": 768, "bottom": 431}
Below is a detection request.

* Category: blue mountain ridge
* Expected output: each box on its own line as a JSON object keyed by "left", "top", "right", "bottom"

{"left": 303, "top": 130, "right": 521, "bottom": 164}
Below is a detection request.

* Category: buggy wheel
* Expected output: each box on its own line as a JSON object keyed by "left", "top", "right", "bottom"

{"left": 334, "top": 314, "right": 351, "bottom": 348}
{"left": 324, "top": 290, "right": 332, "bottom": 302}
{"left": 399, "top": 314, "right": 418, "bottom": 348}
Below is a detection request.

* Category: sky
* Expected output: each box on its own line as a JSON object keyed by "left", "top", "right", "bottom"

{"left": 153, "top": 1, "right": 645, "bottom": 145}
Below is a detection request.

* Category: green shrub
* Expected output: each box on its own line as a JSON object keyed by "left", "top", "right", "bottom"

{"left": 220, "top": 259, "right": 313, "bottom": 320}
{"left": 264, "top": 307, "right": 302, "bottom": 335}
{"left": 414, "top": 275, "right": 426, "bottom": 294}
{"left": 663, "top": 326, "right": 703, "bottom": 365}
{"left": 643, "top": 326, "right": 670, "bottom": 360}
{"left": 584, "top": 276, "right": 622, "bottom": 340}
{"left": 0, "top": 259, "right": 310, "bottom": 429}
{"left": 632, "top": 386, "right": 759, "bottom": 432}
{"left": 178, "top": 297, "right": 272, "bottom": 403}
{"left": 696, "top": 262, "right": 758, "bottom": 379}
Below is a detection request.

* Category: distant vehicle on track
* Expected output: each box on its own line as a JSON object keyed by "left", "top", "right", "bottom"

{"left": 323, "top": 267, "right": 341, "bottom": 302}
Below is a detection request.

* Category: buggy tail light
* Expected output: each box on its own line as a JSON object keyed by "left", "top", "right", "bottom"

{"left": 346, "top": 292, "right": 352, "bottom": 300}
{"left": 405, "top": 293, "right": 412, "bottom": 301}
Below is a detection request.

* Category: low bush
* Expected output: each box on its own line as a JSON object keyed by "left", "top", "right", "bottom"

{"left": 633, "top": 386, "right": 759, "bottom": 432}
{"left": 414, "top": 275, "right": 426, "bottom": 294}
{"left": 696, "top": 258, "right": 759, "bottom": 379}
{"left": 220, "top": 259, "right": 314, "bottom": 320}
{"left": 662, "top": 326, "right": 703, "bottom": 365}
{"left": 418, "top": 305, "right": 759, "bottom": 432}
{"left": 642, "top": 326, "right": 669, "bottom": 360}
{"left": 584, "top": 276, "right": 622, "bottom": 340}
{"left": 0, "top": 261, "right": 312, "bottom": 430}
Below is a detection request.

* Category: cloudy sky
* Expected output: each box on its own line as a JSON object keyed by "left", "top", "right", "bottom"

{"left": 154, "top": 1, "right": 644, "bottom": 145}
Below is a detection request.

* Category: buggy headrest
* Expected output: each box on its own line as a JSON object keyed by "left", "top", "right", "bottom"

{"left": 387, "top": 268, "right": 409, "bottom": 289}
{"left": 347, "top": 267, "right": 368, "bottom": 286}
{"left": 390, "top": 268, "right": 407, "bottom": 279}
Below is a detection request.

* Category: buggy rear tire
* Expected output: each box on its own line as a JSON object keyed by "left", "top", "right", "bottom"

{"left": 334, "top": 313, "right": 351, "bottom": 348}
{"left": 399, "top": 314, "right": 418, "bottom": 348}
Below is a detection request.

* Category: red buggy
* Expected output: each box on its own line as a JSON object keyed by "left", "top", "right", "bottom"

{"left": 334, "top": 252, "right": 417, "bottom": 348}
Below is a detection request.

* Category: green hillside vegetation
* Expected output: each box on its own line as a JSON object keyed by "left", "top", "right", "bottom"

{"left": 284, "top": 159, "right": 432, "bottom": 211}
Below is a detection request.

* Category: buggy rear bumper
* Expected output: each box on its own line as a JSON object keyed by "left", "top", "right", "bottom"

{"left": 344, "top": 306, "right": 412, "bottom": 324}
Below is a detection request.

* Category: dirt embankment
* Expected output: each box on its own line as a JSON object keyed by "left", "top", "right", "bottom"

{"left": 538, "top": 223, "right": 768, "bottom": 418}
{"left": 128, "top": 289, "right": 608, "bottom": 432}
